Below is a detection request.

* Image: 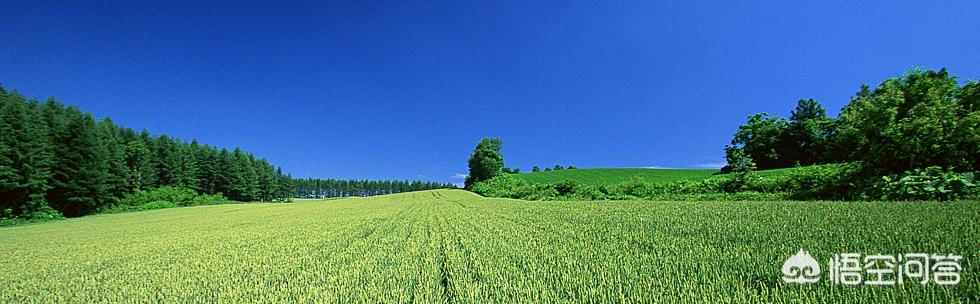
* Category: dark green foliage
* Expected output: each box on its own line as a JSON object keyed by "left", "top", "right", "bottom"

{"left": 0, "top": 86, "right": 293, "bottom": 220}
{"left": 49, "top": 107, "right": 112, "bottom": 217}
{"left": 726, "top": 113, "right": 791, "bottom": 169}
{"left": 0, "top": 92, "right": 58, "bottom": 219}
{"left": 779, "top": 163, "right": 865, "bottom": 200}
{"left": 726, "top": 68, "right": 979, "bottom": 174}
{"left": 531, "top": 166, "right": 541, "bottom": 172}
{"left": 834, "top": 69, "right": 971, "bottom": 174}
{"left": 97, "top": 119, "right": 131, "bottom": 202}
{"left": 553, "top": 179, "right": 578, "bottom": 195}
{"left": 785, "top": 99, "right": 834, "bottom": 166}
{"left": 723, "top": 147, "right": 757, "bottom": 192}
{"left": 291, "top": 178, "right": 454, "bottom": 198}
{"left": 724, "top": 68, "right": 980, "bottom": 195}
{"left": 124, "top": 130, "right": 158, "bottom": 190}
{"left": 104, "top": 186, "right": 231, "bottom": 213}
{"left": 872, "top": 167, "right": 978, "bottom": 201}
{"left": 464, "top": 137, "right": 504, "bottom": 188}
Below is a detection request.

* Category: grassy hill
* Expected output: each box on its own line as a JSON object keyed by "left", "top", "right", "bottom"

{"left": 514, "top": 168, "right": 718, "bottom": 186}
{"left": 1, "top": 189, "right": 975, "bottom": 302}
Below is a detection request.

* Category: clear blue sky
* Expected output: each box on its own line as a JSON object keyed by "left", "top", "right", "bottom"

{"left": 2, "top": 1, "right": 979, "bottom": 184}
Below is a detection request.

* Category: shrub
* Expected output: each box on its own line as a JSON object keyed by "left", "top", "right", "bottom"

{"left": 104, "top": 187, "right": 231, "bottom": 213}
{"left": 783, "top": 163, "right": 864, "bottom": 200}
{"left": 554, "top": 180, "right": 579, "bottom": 196}
{"left": 873, "top": 167, "right": 977, "bottom": 201}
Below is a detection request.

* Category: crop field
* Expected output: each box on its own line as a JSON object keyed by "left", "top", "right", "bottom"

{"left": 516, "top": 168, "right": 718, "bottom": 185}
{"left": 0, "top": 189, "right": 977, "bottom": 302}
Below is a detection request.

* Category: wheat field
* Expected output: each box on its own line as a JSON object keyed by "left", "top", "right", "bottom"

{"left": 1, "top": 190, "right": 976, "bottom": 302}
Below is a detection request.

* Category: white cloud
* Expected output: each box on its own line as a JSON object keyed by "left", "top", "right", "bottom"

{"left": 641, "top": 165, "right": 677, "bottom": 169}
{"left": 451, "top": 173, "right": 468, "bottom": 180}
{"left": 694, "top": 162, "right": 727, "bottom": 169}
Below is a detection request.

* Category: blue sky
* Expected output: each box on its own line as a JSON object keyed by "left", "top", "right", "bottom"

{"left": 2, "top": 1, "right": 979, "bottom": 184}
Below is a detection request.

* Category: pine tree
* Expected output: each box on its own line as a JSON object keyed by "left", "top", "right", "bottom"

{"left": 171, "top": 142, "right": 199, "bottom": 191}
{"left": 124, "top": 138, "right": 153, "bottom": 191}
{"left": 50, "top": 107, "right": 112, "bottom": 216}
{"left": 194, "top": 142, "right": 219, "bottom": 194}
{"left": 0, "top": 92, "right": 57, "bottom": 218}
{"left": 154, "top": 135, "right": 175, "bottom": 187}
{"left": 137, "top": 130, "right": 159, "bottom": 189}
{"left": 97, "top": 118, "right": 131, "bottom": 202}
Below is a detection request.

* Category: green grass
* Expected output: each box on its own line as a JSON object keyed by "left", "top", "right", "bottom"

{"left": 516, "top": 168, "right": 718, "bottom": 185}
{"left": 0, "top": 189, "right": 976, "bottom": 302}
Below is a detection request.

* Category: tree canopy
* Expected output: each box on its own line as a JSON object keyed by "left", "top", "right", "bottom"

{"left": 724, "top": 68, "right": 980, "bottom": 174}
{"left": 465, "top": 138, "right": 504, "bottom": 189}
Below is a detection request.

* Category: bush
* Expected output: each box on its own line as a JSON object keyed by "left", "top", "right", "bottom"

{"left": 873, "top": 167, "right": 978, "bottom": 201}
{"left": 783, "top": 163, "right": 864, "bottom": 200}
{"left": 104, "top": 187, "right": 232, "bottom": 213}
{"left": 554, "top": 180, "right": 579, "bottom": 196}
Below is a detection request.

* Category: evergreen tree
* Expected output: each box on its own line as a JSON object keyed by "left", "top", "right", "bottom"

{"left": 0, "top": 91, "right": 57, "bottom": 218}
{"left": 170, "top": 142, "right": 199, "bottom": 191}
{"left": 154, "top": 135, "right": 175, "bottom": 187}
{"left": 49, "top": 108, "right": 111, "bottom": 217}
{"left": 0, "top": 86, "right": 303, "bottom": 219}
{"left": 97, "top": 118, "right": 131, "bottom": 202}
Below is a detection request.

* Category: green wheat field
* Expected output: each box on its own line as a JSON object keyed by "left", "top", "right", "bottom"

{"left": 1, "top": 190, "right": 977, "bottom": 302}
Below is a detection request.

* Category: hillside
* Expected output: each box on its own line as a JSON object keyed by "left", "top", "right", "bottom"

{"left": 1, "top": 189, "right": 975, "bottom": 302}
{"left": 514, "top": 168, "right": 718, "bottom": 186}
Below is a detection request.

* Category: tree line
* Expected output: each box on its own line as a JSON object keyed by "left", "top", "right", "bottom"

{"left": 292, "top": 178, "right": 455, "bottom": 198}
{"left": 0, "top": 86, "right": 454, "bottom": 220}
{"left": 724, "top": 68, "right": 980, "bottom": 175}
{"left": 0, "top": 87, "right": 296, "bottom": 219}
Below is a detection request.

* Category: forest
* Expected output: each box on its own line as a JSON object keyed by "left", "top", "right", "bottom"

{"left": 0, "top": 86, "right": 451, "bottom": 221}
{"left": 292, "top": 178, "right": 455, "bottom": 198}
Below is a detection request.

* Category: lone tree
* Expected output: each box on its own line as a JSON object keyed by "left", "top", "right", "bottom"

{"left": 464, "top": 137, "right": 504, "bottom": 188}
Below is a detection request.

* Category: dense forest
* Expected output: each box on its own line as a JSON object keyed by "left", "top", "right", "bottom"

{"left": 0, "top": 86, "right": 452, "bottom": 220}
{"left": 723, "top": 68, "right": 980, "bottom": 175}
{"left": 292, "top": 178, "right": 455, "bottom": 198}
